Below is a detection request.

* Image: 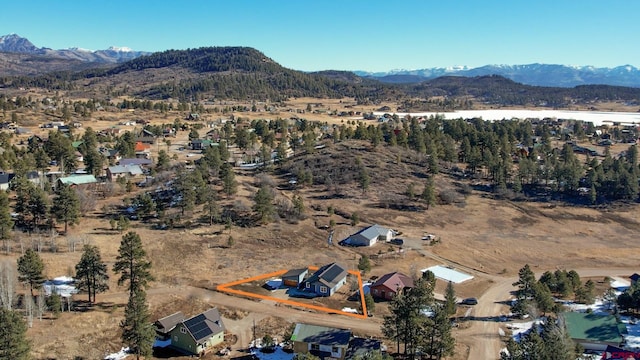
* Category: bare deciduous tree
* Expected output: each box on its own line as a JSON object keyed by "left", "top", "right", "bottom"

{"left": 0, "top": 260, "right": 16, "bottom": 310}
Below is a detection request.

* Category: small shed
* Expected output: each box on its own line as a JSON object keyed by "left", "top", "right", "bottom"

{"left": 283, "top": 268, "right": 308, "bottom": 287}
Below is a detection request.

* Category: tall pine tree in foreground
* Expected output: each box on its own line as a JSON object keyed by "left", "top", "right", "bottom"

{"left": 75, "top": 244, "right": 109, "bottom": 303}
{"left": 17, "top": 248, "right": 45, "bottom": 297}
{"left": 0, "top": 308, "right": 31, "bottom": 359}
{"left": 113, "top": 232, "right": 154, "bottom": 359}
{"left": 121, "top": 289, "right": 155, "bottom": 359}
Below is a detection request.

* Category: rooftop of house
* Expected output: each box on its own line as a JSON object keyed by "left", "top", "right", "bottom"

{"left": 155, "top": 311, "right": 185, "bottom": 334}
{"left": 306, "top": 263, "right": 348, "bottom": 289}
{"left": 108, "top": 165, "right": 144, "bottom": 175}
{"left": 291, "top": 323, "right": 351, "bottom": 347}
{"left": 183, "top": 308, "right": 225, "bottom": 345}
{"left": 283, "top": 268, "right": 308, "bottom": 278}
{"left": 350, "top": 224, "right": 390, "bottom": 241}
{"left": 562, "top": 312, "right": 627, "bottom": 344}
{"left": 371, "top": 271, "right": 414, "bottom": 290}
{"left": 57, "top": 174, "right": 97, "bottom": 185}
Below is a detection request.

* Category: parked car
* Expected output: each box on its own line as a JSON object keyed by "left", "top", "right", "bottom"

{"left": 460, "top": 297, "right": 478, "bottom": 305}
{"left": 390, "top": 238, "right": 404, "bottom": 246}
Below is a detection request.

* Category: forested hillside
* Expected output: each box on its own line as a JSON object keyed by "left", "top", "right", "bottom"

{"left": 1, "top": 46, "right": 640, "bottom": 108}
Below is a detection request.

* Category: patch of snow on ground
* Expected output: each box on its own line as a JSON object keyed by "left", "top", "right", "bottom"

{"left": 610, "top": 277, "right": 630, "bottom": 292}
{"left": 563, "top": 299, "right": 609, "bottom": 315}
{"left": 621, "top": 316, "right": 640, "bottom": 351}
{"left": 104, "top": 347, "right": 129, "bottom": 360}
{"left": 43, "top": 276, "right": 78, "bottom": 297}
{"left": 508, "top": 321, "right": 536, "bottom": 342}
{"left": 342, "top": 307, "right": 358, "bottom": 314}
{"left": 251, "top": 345, "right": 294, "bottom": 360}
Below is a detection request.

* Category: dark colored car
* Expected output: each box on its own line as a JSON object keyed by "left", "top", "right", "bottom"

{"left": 390, "top": 238, "right": 404, "bottom": 245}
{"left": 461, "top": 297, "right": 478, "bottom": 305}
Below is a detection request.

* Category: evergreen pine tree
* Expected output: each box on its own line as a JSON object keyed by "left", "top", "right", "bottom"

{"left": 113, "top": 232, "right": 153, "bottom": 298}
{"left": 0, "top": 192, "right": 14, "bottom": 247}
{"left": 75, "top": 245, "right": 109, "bottom": 303}
{"left": 17, "top": 248, "right": 45, "bottom": 297}
{"left": 121, "top": 289, "right": 155, "bottom": 360}
{"left": 0, "top": 308, "right": 31, "bottom": 360}
{"left": 51, "top": 184, "right": 80, "bottom": 234}
{"left": 253, "top": 185, "right": 275, "bottom": 224}
{"left": 444, "top": 281, "right": 457, "bottom": 317}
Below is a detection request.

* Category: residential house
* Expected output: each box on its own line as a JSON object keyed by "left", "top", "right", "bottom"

{"left": 99, "top": 148, "right": 121, "bottom": 164}
{"left": 154, "top": 311, "right": 185, "bottom": 341}
{"left": 167, "top": 308, "right": 226, "bottom": 356}
{"left": 292, "top": 323, "right": 352, "bottom": 360}
{"left": 134, "top": 141, "right": 151, "bottom": 159}
{"left": 0, "top": 173, "right": 15, "bottom": 191}
{"left": 190, "top": 139, "right": 215, "bottom": 151}
{"left": 118, "top": 158, "right": 153, "bottom": 167}
{"left": 344, "top": 224, "right": 393, "bottom": 247}
{"left": 369, "top": 272, "right": 414, "bottom": 301}
{"left": 562, "top": 312, "right": 627, "bottom": 352}
{"left": 57, "top": 174, "right": 97, "bottom": 189}
{"left": 630, "top": 273, "right": 640, "bottom": 286}
{"left": 106, "top": 165, "right": 144, "bottom": 182}
{"left": 282, "top": 268, "right": 309, "bottom": 288}
{"left": 137, "top": 129, "right": 157, "bottom": 144}
{"left": 345, "top": 338, "right": 382, "bottom": 360}
{"left": 303, "top": 263, "right": 348, "bottom": 297}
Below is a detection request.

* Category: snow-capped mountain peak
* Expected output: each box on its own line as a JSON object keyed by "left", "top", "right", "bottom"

{"left": 106, "top": 46, "right": 133, "bottom": 52}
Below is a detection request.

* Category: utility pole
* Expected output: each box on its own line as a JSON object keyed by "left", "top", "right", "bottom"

{"left": 252, "top": 318, "right": 256, "bottom": 349}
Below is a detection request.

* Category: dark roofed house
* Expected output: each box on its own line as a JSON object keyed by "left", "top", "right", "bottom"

{"left": 168, "top": 308, "right": 226, "bottom": 356}
{"left": 630, "top": 273, "right": 640, "bottom": 286}
{"left": 346, "top": 338, "right": 382, "bottom": 360}
{"left": 283, "top": 268, "right": 309, "bottom": 288}
{"left": 303, "top": 263, "right": 348, "bottom": 297}
{"left": 370, "top": 271, "right": 414, "bottom": 300}
{"left": 0, "top": 172, "right": 15, "bottom": 191}
{"left": 292, "top": 323, "right": 352, "bottom": 360}
{"left": 562, "top": 312, "right": 627, "bottom": 352}
{"left": 154, "top": 311, "right": 184, "bottom": 340}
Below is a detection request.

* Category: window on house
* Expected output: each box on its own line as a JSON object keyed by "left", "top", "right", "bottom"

{"left": 320, "top": 286, "right": 328, "bottom": 293}
{"left": 305, "top": 282, "right": 310, "bottom": 288}
{"left": 332, "top": 347, "right": 339, "bottom": 353}
{"left": 311, "top": 344, "right": 320, "bottom": 350}
{"left": 180, "top": 326, "right": 187, "bottom": 334}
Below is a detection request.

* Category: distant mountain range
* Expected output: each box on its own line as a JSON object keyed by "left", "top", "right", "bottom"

{"left": 1, "top": 34, "right": 639, "bottom": 88}
{"left": 354, "top": 64, "right": 640, "bottom": 88}
{"left": 0, "top": 33, "right": 150, "bottom": 63}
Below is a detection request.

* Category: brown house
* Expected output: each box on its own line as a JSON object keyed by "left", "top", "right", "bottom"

{"left": 369, "top": 272, "right": 414, "bottom": 300}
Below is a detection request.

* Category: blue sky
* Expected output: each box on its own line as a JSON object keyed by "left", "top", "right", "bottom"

{"left": 2, "top": 0, "right": 638, "bottom": 72}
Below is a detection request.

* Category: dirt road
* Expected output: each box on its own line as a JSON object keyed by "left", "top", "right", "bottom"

{"left": 97, "top": 267, "right": 635, "bottom": 359}
{"left": 458, "top": 267, "right": 636, "bottom": 360}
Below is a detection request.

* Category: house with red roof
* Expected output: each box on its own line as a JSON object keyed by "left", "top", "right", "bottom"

{"left": 369, "top": 272, "right": 414, "bottom": 301}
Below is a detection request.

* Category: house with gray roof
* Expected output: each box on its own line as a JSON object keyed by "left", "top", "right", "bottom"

{"left": 344, "top": 224, "right": 393, "bottom": 247}
{"left": 167, "top": 308, "right": 226, "bottom": 356}
{"left": 291, "top": 323, "right": 352, "bottom": 360}
{"left": 154, "top": 311, "right": 184, "bottom": 340}
{"left": 303, "top": 263, "right": 348, "bottom": 297}
{"left": 106, "top": 164, "right": 144, "bottom": 182}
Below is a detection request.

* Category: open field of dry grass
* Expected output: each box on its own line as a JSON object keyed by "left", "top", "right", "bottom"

{"left": 1, "top": 96, "right": 639, "bottom": 359}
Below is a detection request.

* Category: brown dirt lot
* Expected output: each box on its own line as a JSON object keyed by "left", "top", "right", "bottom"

{"left": 2, "top": 100, "right": 640, "bottom": 359}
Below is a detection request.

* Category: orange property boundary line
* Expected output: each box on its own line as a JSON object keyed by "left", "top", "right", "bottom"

{"left": 217, "top": 267, "right": 367, "bottom": 320}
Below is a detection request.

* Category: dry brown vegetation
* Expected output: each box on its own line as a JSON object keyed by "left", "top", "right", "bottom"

{"left": 1, "top": 94, "right": 639, "bottom": 359}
